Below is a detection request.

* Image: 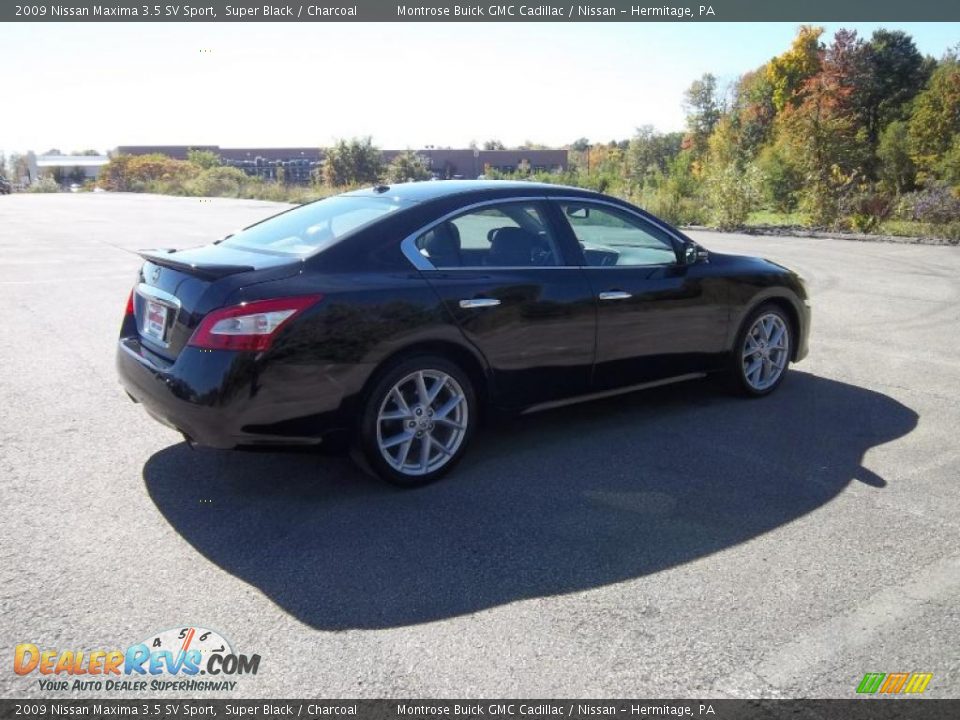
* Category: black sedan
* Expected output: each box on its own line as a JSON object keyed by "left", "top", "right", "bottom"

{"left": 117, "top": 181, "right": 810, "bottom": 486}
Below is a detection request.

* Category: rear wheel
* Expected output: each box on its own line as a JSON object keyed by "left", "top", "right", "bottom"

{"left": 731, "top": 304, "right": 792, "bottom": 397}
{"left": 357, "top": 355, "right": 475, "bottom": 487}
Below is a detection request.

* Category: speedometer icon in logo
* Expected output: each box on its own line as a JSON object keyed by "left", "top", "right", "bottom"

{"left": 139, "top": 626, "right": 233, "bottom": 670}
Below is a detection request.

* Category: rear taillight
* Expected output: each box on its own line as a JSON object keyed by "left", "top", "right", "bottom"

{"left": 188, "top": 294, "right": 323, "bottom": 352}
{"left": 124, "top": 288, "right": 135, "bottom": 316}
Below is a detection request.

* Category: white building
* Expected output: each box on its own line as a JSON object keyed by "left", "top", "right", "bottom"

{"left": 30, "top": 153, "right": 110, "bottom": 184}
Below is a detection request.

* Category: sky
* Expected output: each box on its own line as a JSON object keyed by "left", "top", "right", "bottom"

{"left": 1, "top": 21, "right": 957, "bottom": 157}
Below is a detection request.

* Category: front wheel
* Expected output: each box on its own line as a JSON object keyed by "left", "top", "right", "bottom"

{"left": 357, "top": 355, "right": 476, "bottom": 487}
{"left": 731, "top": 304, "right": 792, "bottom": 397}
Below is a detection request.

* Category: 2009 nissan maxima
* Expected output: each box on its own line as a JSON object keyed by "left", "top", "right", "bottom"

{"left": 117, "top": 180, "right": 810, "bottom": 486}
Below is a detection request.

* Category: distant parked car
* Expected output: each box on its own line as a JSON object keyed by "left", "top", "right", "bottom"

{"left": 117, "top": 181, "right": 810, "bottom": 486}
{"left": 0, "top": 176, "right": 12, "bottom": 194}
{"left": 69, "top": 183, "right": 81, "bottom": 193}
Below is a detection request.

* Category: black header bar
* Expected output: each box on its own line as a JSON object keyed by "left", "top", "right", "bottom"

{"left": 4, "top": 0, "right": 960, "bottom": 22}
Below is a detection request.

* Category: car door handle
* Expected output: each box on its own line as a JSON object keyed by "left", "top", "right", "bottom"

{"left": 459, "top": 298, "right": 501, "bottom": 309}
{"left": 598, "top": 291, "right": 632, "bottom": 301}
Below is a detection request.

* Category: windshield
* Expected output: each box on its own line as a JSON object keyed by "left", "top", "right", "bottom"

{"left": 223, "top": 195, "right": 407, "bottom": 256}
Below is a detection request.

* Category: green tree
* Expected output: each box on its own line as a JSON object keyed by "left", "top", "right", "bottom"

{"left": 625, "top": 126, "right": 683, "bottom": 184}
{"left": 908, "top": 50, "right": 960, "bottom": 181}
{"left": 482, "top": 139, "right": 506, "bottom": 150}
{"left": 935, "top": 135, "right": 960, "bottom": 186}
{"left": 877, "top": 120, "right": 915, "bottom": 193}
{"left": 861, "top": 29, "right": 928, "bottom": 143}
{"left": 570, "top": 137, "right": 591, "bottom": 152}
{"left": 386, "top": 151, "right": 432, "bottom": 183}
{"left": 756, "top": 141, "right": 803, "bottom": 212}
{"left": 9, "top": 153, "right": 30, "bottom": 183}
{"left": 683, "top": 73, "right": 721, "bottom": 157}
{"left": 187, "top": 149, "right": 222, "bottom": 170}
{"left": 320, "top": 137, "right": 383, "bottom": 187}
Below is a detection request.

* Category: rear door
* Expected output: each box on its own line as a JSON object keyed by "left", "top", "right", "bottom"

{"left": 410, "top": 198, "right": 596, "bottom": 408}
{"left": 550, "top": 199, "right": 729, "bottom": 390}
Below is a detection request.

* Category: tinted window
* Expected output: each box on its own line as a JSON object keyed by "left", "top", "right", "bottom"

{"left": 224, "top": 196, "right": 406, "bottom": 256}
{"left": 560, "top": 202, "right": 677, "bottom": 267}
{"left": 416, "top": 202, "right": 561, "bottom": 268}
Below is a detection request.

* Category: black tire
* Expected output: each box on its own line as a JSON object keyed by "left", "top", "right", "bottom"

{"left": 729, "top": 303, "right": 793, "bottom": 397}
{"left": 356, "top": 354, "right": 476, "bottom": 487}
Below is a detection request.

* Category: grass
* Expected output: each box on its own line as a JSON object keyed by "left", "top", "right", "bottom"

{"left": 740, "top": 210, "right": 958, "bottom": 242}
{"left": 744, "top": 209, "right": 811, "bottom": 227}
{"left": 877, "top": 219, "right": 960, "bottom": 243}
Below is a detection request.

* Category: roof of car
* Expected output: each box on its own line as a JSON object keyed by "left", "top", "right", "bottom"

{"left": 344, "top": 179, "right": 601, "bottom": 203}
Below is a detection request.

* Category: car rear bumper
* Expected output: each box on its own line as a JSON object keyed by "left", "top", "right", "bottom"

{"left": 117, "top": 337, "right": 369, "bottom": 448}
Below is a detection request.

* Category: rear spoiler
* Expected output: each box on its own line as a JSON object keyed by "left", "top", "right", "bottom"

{"left": 138, "top": 250, "right": 255, "bottom": 280}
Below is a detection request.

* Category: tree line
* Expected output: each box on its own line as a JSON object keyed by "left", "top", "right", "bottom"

{"left": 522, "top": 27, "right": 959, "bottom": 238}
{"left": 40, "top": 26, "right": 960, "bottom": 239}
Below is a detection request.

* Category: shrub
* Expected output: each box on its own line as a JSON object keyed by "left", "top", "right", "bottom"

{"left": 99, "top": 153, "right": 198, "bottom": 191}
{"left": 839, "top": 189, "right": 893, "bottom": 233}
{"left": 183, "top": 166, "right": 249, "bottom": 198}
{"left": 896, "top": 184, "right": 960, "bottom": 224}
{"left": 756, "top": 145, "right": 801, "bottom": 212}
{"left": 186, "top": 149, "right": 222, "bottom": 170}
{"left": 25, "top": 176, "right": 60, "bottom": 193}
{"left": 321, "top": 137, "right": 382, "bottom": 186}
{"left": 386, "top": 152, "right": 432, "bottom": 183}
{"left": 633, "top": 184, "right": 707, "bottom": 226}
{"left": 705, "top": 163, "right": 765, "bottom": 229}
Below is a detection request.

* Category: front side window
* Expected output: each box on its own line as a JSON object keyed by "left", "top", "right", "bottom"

{"left": 416, "top": 202, "right": 561, "bottom": 268}
{"left": 224, "top": 195, "right": 407, "bottom": 256}
{"left": 559, "top": 202, "right": 678, "bottom": 267}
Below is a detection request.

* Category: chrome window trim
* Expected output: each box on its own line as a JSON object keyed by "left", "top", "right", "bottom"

{"left": 400, "top": 195, "right": 571, "bottom": 271}
{"left": 398, "top": 194, "right": 693, "bottom": 272}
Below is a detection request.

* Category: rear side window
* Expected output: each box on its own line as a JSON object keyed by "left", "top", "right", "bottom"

{"left": 415, "top": 202, "right": 562, "bottom": 268}
{"left": 224, "top": 196, "right": 406, "bottom": 256}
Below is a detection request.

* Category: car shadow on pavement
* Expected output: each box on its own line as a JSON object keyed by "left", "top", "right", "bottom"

{"left": 143, "top": 371, "right": 917, "bottom": 630}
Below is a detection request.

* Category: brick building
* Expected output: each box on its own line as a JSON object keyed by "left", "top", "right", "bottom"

{"left": 114, "top": 145, "right": 568, "bottom": 183}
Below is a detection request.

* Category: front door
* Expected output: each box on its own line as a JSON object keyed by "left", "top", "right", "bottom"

{"left": 412, "top": 199, "right": 596, "bottom": 408}
{"left": 551, "top": 199, "right": 729, "bottom": 391}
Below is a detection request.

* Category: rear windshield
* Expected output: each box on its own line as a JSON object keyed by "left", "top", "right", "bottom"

{"left": 223, "top": 195, "right": 407, "bottom": 256}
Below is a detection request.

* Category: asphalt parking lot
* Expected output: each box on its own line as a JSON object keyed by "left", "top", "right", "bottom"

{"left": 2, "top": 192, "right": 959, "bottom": 699}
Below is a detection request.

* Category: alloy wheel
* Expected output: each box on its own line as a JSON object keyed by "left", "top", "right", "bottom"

{"left": 375, "top": 369, "right": 469, "bottom": 477}
{"left": 741, "top": 312, "right": 790, "bottom": 392}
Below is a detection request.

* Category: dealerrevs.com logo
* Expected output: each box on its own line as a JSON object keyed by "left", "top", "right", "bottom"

{"left": 856, "top": 672, "right": 933, "bottom": 694}
{"left": 14, "top": 626, "right": 260, "bottom": 692}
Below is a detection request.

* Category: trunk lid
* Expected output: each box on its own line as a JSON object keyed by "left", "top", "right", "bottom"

{"left": 131, "top": 244, "right": 302, "bottom": 360}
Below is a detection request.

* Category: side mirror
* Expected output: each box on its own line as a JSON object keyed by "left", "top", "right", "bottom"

{"left": 683, "top": 242, "right": 708, "bottom": 265}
